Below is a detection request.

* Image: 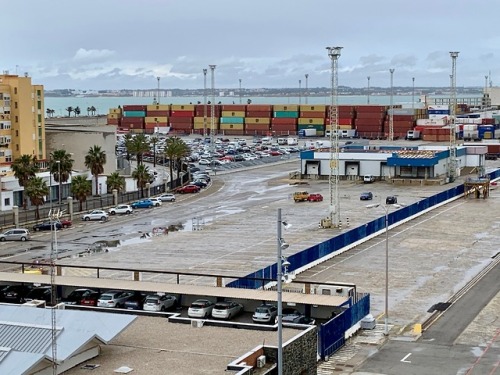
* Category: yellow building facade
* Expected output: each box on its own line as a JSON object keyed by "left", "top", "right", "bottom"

{"left": 0, "top": 74, "right": 46, "bottom": 165}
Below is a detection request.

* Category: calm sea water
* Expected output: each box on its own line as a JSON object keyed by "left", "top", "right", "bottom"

{"left": 44, "top": 94, "right": 480, "bottom": 117}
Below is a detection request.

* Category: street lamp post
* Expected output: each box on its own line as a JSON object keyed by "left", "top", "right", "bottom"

{"left": 367, "top": 76, "right": 371, "bottom": 104}
{"left": 305, "top": 74, "right": 309, "bottom": 105}
{"left": 298, "top": 79, "right": 302, "bottom": 105}
{"left": 389, "top": 69, "right": 395, "bottom": 141}
{"left": 412, "top": 77, "right": 415, "bottom": 113}
{"left": 203, "top": 69, "right": 208, "bottom": 137}
{"left": 276, "top": 208, "right": 290, "bottom": 375}
{"left": 56, "top": 160, "right": 61, "bottom": 206}
{"left": 157, "top": 77, "right": 161, "bottom": 104}
{"left": 239, "top": 78, "right": 242, "bottom": 104}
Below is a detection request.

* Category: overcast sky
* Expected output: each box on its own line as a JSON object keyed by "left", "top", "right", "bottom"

{"left": 4, "top": 0, "right": 499, "bottom": 90}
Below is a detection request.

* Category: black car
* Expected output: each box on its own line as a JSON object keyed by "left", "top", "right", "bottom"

{"left": 33, "top": 221, "right": 62, "bottom": 231}
{"left": 24, "top": 286, "right": 53, "bottom": 305}
{"left": 62, "top": 288, "right": 97, "bottom": 305}
{"left": 386, "top": 196, "right": 398, "bottom": 204}
{"left": 0, "top": 284, "right": 33, "bottom": 303}
{"left": 190, "top": 180, "right": 208, "bottom": 188}
{"left": 123, "top": 293, "right": 146, "bottom": 310}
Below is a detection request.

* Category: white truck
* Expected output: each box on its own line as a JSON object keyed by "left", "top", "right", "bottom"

{"left": 406, "top": 130, "right": 421, "bottom": 140}
{"left": 287, "top": 137, "right": 298, "bottom": 146}
{"left": 302, "top": 129, "right": 317, "bottom": 137}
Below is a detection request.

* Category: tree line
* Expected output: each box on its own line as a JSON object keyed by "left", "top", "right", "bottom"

{"left": 11, "top": 135, "right": 191, "bottom": 220}
{"left": 45, "top": 106, "right": 98, "bottom": 118}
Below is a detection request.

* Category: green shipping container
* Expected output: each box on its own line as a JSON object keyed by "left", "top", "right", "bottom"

{"left": 297, "top": 124, "right": 325, "bottom": 132}
{"left": 220, "top": 117, "right": 244, "bottom": 124}
{"left": 273, "top": 111, "right": 299, "bottom": 118}
{"left": 123, "top": 111, "right": 146, "bottom": 117}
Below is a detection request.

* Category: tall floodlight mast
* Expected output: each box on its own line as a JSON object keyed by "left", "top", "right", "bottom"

{"left": 326, "top": 46, "right": 342, "bottom": 228}
{"left": 389, "top": 69, "right": 395, "bottom": 141}
{"left": 305, "top": 74, "right": 309, "bottom": 104}
{"left": 448, "top": 52, "right": 459, "bottom": 182}
{"left": 203, "top": 69, "right": 208, "bottom": 137}
{"left": 209, "top": 65, "right": 216, "bottom": 171}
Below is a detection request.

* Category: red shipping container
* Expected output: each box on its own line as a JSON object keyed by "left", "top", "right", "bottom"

{"left": 356, "top": 105, "right": 388, "bottom": 112}
{"left": 246, "top": 104, "right": 272, "bottom": 112}
{"left": 271, "top": 124, "right": 297, "bottom": 132}
{"left": 107, "top": 118, "right": 119, "bottom": 125}
{"left": 146, "top": 110, "right": 170, "bottom": 117}
{"left": 123, "top": 105, "right": 147, "bottom": 111}
{"left": 121, "top": 117, "right": 144, "bottom": 125}
{"left": 245, "top": 124, "right": 270, "bottom": 131}
{"left": 300, "top": 111, "right": 325, "bottom": 118}
{"left": 170, "top": 118, "right": 193, "bottom": 125}
{"left": 355, "top": 118, "right": 383, "bottom": 126}
{"left": 170, "top": 123, "right": 193, "bottom": 129}
{"left": 339, "top": 118, "right": 353, "bottom": 126}
{"left": 222, "top": 104, "right": 246, "bottom": 111}
{"left": 246, "top": 111, "right": 272, "bottom": 118}
{"left": 223, "top": 129, "right": 245, "bottom": 136}
{"left": 272, "top": 118, "right": 298, "bottom": 125}
{"left": 356, "top": 112, "right": 386, "bottom": 120}
{"left": 194, "top": 106, "right": 221, "bottom": 117}
{"left": 171, "top": 110, "right": 195, "bottom": 117}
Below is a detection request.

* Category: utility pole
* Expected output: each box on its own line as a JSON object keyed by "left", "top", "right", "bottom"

{"left": 239, "top": 78, "right": 242, "bottom": 104}
{"left": 203, "top": 69, "right": 208, "bottom": 137}
{"left": 389, "top": 69, "right": 395, "bottom": 141}
{"left": 298, "top": 79, "right": 302, "bottom": 105}
{"left": 305, "top": 74, "right": 309, "bottom": 104}
{"left": 448, "top": 52, "right": 459, "bottom": 183}
{"left": 367, "top": 76, "right": 371, "bottom": 104}
{"left": 209, "top": 65, "right": 216, "bottom": 173}
{"left": 157, "top": 77, "right": 161, "bottom": 104}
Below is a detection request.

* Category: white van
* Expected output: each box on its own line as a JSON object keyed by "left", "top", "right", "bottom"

{"left": 363, "top": 175, "right": 375, "bottom": 183}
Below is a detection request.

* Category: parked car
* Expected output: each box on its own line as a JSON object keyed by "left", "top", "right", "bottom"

{"left": 211, "top": 301, "right": 244, "bottom": 320}
{"left": 97, "top": 290, "right": 134, "bottom": 308}
{"left": 198, "top": 159, "right": 211, "bottom": 165}
{"left": 81, "top": 210, "right": 109, "bottom": 221}
{"left": 176, "top": 185, "right": 201, "bottom": 194}
{"left": 363, "top": 175, "right": 376, "bottom": 183}
{"left": 32, "top": 219, "right": 71, "bottom": 231}
{"left": 0, "top": 228, "right": 31, "bottom": 241}
{"left": 159, "top": 193, "right": 176, "bottom": 202}
{"left": 307, "top": 193, "right": 323, "bottom": 202}
{"left": 252, "top": 304, "right": 278, "bottom": 324}
{"left": 360, "top": 192, "right": 373, "bottom": 201}
{"left": 109, "top": 204, "right": 133, "bottom": 215}
{"left": 62, "top": 288, "right": 97, "bottom": 305}
{"left": 149, "top": 197, "right": 163, "bottom": 207}
{"left": 123, "top": 293, "right": 146, "bottom": 310}
{"left": 190, "top": 180, "right": 208, "bottom": 188}
{"left": 131, "top": 199, "right": 155, "bottom": 209}
{"left": 143, "top": 294, "right": 177, "bottom": 312}
{"left": 282, "top": 314, "right": 316, "bottom": 325}
{"left": 24, "top": 286, "right": 52, "bottom": 304}
{"left": 386, "top": 196, "right": 398, "bottom": 204}
{"left": 0, "top": 284, "right": 33, "bottom": 303}
{"left": 187, "top": 299, "right": 215, "bottom": 318}
{"left": 80, "top": 291, "right": 101, "bottom": 307}
{"left": 192, "top": 173, "right": 210, "bottom": 182}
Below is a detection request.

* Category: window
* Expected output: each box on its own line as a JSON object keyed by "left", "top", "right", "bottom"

{"left": 37, "top": 101, "right": 41, "bottom": 110}
{"left": 15, "top": 144, "right": 19, "bottom": 151}
{"left": 4, "top": 198, "right": 10, "bottom": 207}
{"left": 15, "top": 116, "right": 18, "bottom": 123}
{"left": 37, "top": 89, "right": 41, "bottom": 96}
{"left": 14, "top": 88, "right": 17, "bottom": 95}
{"left": 14, "top": 102, "right": 17, "bottom": 109}
{"left": 37, "top": 114, "right": 42, "bottom": 122}
{"left": 15, "top": 130, "right": 18, "bottom": 137}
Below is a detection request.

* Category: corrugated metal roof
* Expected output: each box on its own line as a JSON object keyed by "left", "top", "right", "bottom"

{"left": 0, "top": 305, "right": 136, "bottom": 374}
{"left": 0, "top": 323, "right": 60, "bottom": 353}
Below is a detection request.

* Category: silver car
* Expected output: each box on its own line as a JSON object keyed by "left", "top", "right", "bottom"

{"left": 252, "top": 304, "right": 278, "bottom": 324}
{"left": 143, "top": 294, "right": 177, "bottom": 312}
{"left": 211, "top": 301, "right": 244, "bottom": 320}
{"left": 97, "top": 290, "right": 134, "bottom": 308}
{"left": 159, "top": 193, "right": 176, "bottom": 202}
{"left": 82, "top": 210, "right": 109, "bottom": 221}
{"left": 0, "top": 228, "right": 31, "bottom": 241}
{"left": 187, "top": 299, "right": 215, "bottom": 318}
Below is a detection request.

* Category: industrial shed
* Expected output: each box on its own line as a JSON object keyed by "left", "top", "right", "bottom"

{"left": 299, "top": 145, "right": 483, "bottom": 181}
{"left": 0, "top": 305, "right": 135, "bottom": 374}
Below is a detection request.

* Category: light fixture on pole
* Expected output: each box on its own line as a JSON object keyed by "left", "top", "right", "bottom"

{"left": 239, "top": 78, "right": 242, "bottom": 105}
{"left": 209, "top": 65, "right": 216, "bottom": 174}
{"left": 366, "top": 201, "right": 403, "bottom": 336}
{"left": 326, "top": 46, "right": 342, "bottom": 228}
{"left": 412, "top": 77, "right": 415, "bottom": 113}
{"left": 277, "top": 208, "right": 292, "bottom": 375}
{"left": 367, "top": 76, "right": 371, "bottom": 104}
{"left": 298, "top": 79, "right": 302, "bottom": 105}
{"left": 305, "top": 74, "right": 309, "bottom": 104}
{"left": 157, "top": 76, "right": 161, "bottom": 105}
{"left": 203, "top": 69, "right": 208, "bottom": 137}
{"left": 389, "top": 69, "right": 395, "bottom": 141}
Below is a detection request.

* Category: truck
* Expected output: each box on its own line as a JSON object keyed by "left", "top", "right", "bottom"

{"left": 293, "top": 191, "right": 310, "bottom": 202}
{"left": 325, "top": 129, "right": 358, "bottom": 138}
{"left": 406, "top": 130, "right": 421, "bottom": 140}
{"left": 287, "top": 137, "right": 298, "bottom": 146}
{"left": 299, "top": 129, "right": 317, "bottom": 137}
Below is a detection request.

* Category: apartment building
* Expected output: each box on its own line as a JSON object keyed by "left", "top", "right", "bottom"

{"left": 0, "top": 73, "right": 46, "bottom": 168}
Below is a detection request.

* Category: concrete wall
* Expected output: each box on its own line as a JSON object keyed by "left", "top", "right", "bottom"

{"left": 45, "top": 125, "right": 117, "bottom": 175}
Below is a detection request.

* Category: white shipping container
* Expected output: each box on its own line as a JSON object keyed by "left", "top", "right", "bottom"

{"left": 428, "top": 105, "right": 450, "bottom": 111}
{"left": 417, "top": 118, "right": 447, "bottom": 126}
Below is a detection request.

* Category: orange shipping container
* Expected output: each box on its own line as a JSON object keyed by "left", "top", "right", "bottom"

{"left": 300, "top": 105, "right": 326, "bottom": 112}
{"left": 221, "top": 110, "right": 245, "bottom": 117}
{"left": 245, "top": 117, "right": 271, "bottom": 125}
{"left": 300, "top": 111, "right": 325, "bottom": 118}
{"left": 246, "top": 104, "right": 272, "bottom": 112}
{"left": 171, "top": 104, "right": 195, "bottom": 111}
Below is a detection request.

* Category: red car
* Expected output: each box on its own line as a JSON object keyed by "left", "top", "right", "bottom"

{"left": 308, "top": 193, "right": 323, "bottom": 202}
{"left": 176, "top": 185, "right": 201, "bottom": 194}
{"left": 80, "top": 291, "right": 101, "bottom": 307}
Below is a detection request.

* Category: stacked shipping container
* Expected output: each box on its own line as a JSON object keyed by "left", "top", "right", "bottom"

{"left": 299, "top": 105, "right": 326, "bottom": 136}
{"left": 271, "top": 104, "right": 298, "bottom": 135}
{"left": 245, "top": 104, "right": 272, "bottom": 136}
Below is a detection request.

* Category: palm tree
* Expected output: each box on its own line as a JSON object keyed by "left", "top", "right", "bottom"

{"left": 25, "top": 177, "right": 49, "bottom": 220}
{"left": 11, "top": 154, "right": 40, "bottom": 209}
{"left": 164, "top": 137, "right": 190, "bottom": 189}
{"left": 74, "top": 106, "right": 81, "bottom": 117}
{"left": 132, "top": 164, "right": 151, "bottom": 198}
{"left": 106, "top": 172, "right": 125, "bottom": 193}
{"left": 127, "top": 134, "right": 150, "bottom": 166}
{"left": 46, "top": 108, "right": 52, "bottom": 118}
{"left": 71, "top": 175, "right": 92, "bottom": 211}
{"left": 84, "top": 145, "right": 106, "bottom": 196}
{"left": 66, "top": 106, "right": 73, "bottom": 117}
{"left": 150, "top": 136, "right": 159, "bottom": 168}
{"left": 124, "top": 133, "right": 133, "bottom": 164}
{"left": 49, "top": 149, "right": 74, "bottom": 205}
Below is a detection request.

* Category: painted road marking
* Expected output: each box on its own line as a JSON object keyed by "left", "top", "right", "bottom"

{"left": 401, "top": 353, "right": 412, "bottom": 363}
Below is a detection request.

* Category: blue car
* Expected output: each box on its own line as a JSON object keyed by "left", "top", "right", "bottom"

{"left": 131, "top": 199, "right": 154, "bottom": 209}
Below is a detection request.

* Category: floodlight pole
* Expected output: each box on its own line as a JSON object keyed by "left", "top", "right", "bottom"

{"left": 277, "top": 208, "right": 284, "bottom": 375}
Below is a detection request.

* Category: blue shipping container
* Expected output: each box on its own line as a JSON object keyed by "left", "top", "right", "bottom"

{"left": 123, "top": 111, "right": 146, "bottom": 117}
{"left": 220, "top": 117, "right": 244, "bottom": 124}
